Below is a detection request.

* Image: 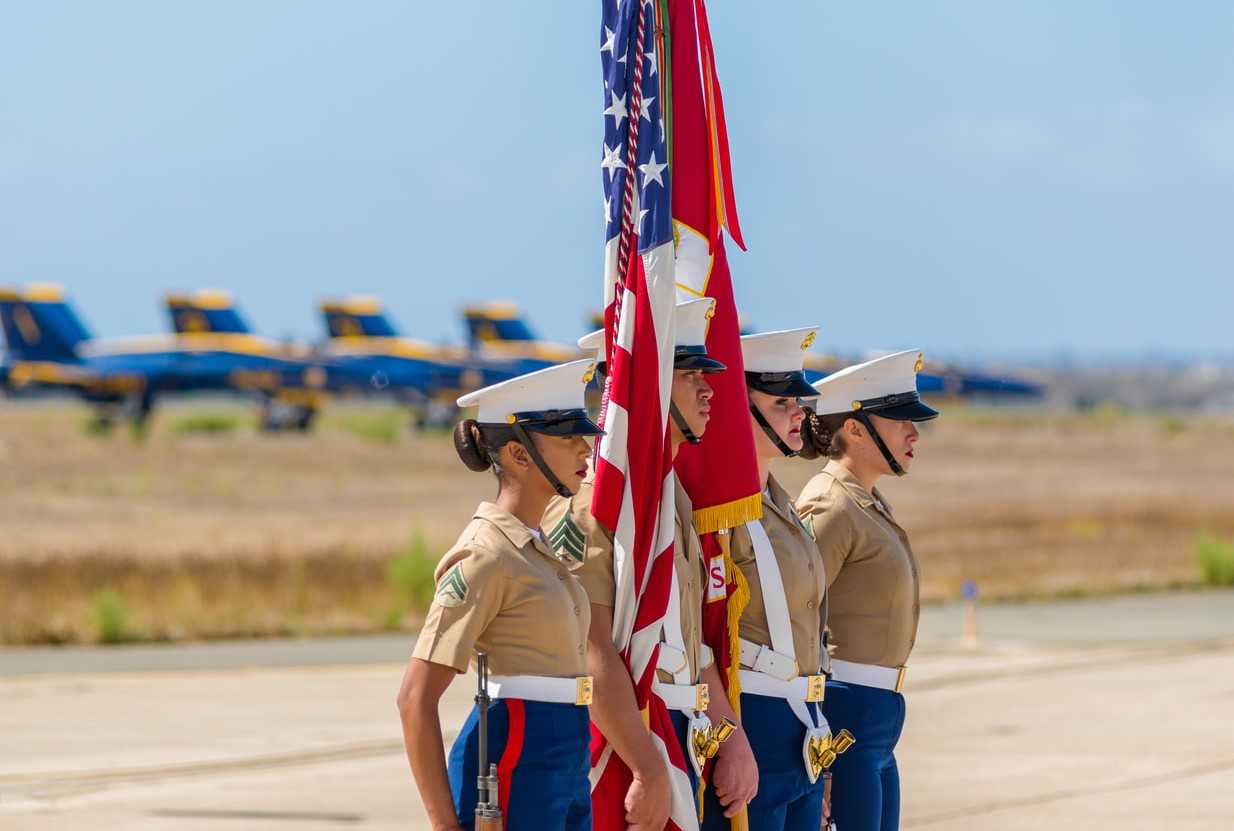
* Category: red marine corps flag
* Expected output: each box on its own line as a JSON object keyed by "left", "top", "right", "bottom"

{"left": 589, "top": 0, "right": 695, "bottom": 829}
{"left": 667, "top": 1, "right": 761, "bottom": 828}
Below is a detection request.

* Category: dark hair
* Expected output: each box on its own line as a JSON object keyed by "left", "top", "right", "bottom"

{"left": 452, "top": 419, "right": 519, "bottom": 473}
{"left": 798, "top": 407, "right": 854, "bottom": 461}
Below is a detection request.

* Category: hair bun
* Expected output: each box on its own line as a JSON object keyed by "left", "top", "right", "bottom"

{"left": 797, "top": 406, "right": 825, "bottom": 461}
{"left": 453, "top": 419, "right": 492, "bottom": 472}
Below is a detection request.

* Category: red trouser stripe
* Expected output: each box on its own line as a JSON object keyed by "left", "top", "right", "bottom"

{"left": 496, "top": 698, "right": 526, "bottom": 821}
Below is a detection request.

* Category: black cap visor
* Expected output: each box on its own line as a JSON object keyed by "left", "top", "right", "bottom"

{"left": 745, "top": 370, "right": 817, "bottom": 399}
{"left": 865, "top": 395, "right": 939, "bottom": 422}
{"left": 675, "top": 346, "right": 726, "bottom": 373}
{"left": 507, "top": 409, "right": 605, "bottom": 436}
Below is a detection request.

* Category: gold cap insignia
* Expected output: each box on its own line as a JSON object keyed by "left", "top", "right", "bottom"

{"left": 582, "top": 362, "right": 596, "bottom": 384}
{"left": 506, "top": 414, "right": 517, "bottom": 424}
{"left": 851, "top": 400, "right": 862, "bottom": 411}
{"left": 800, "top": 331, "right": 817, "bottom": 350}
{"left": 914, "top": 354, "right": 924, "bottom": 373}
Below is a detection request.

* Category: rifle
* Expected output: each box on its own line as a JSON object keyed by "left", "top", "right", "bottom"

{"left": 474, "top": 652, "right": 503, "bottom": 830}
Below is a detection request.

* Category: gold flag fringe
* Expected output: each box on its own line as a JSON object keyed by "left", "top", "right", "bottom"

{"left": 691, "top": 492, "right": 762, "bottom": 536}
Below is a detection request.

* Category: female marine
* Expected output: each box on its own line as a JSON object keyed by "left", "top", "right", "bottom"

{"left": 702, "top": 328, "right": 830, "bottom": 831}
{"left": 396, "top": 359, "right": 603, "bottom": 831}
{"left": 795, "top": 350, "right": 939, "bottom": 831}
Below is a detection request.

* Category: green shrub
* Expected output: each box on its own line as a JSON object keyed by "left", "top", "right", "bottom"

{"left": 172, "top": 412, "right": 242, "bottom": 436}
{"left": 1157, "top": 415, "right": 1188, "bottom": 435}
{"left": 93, "top": 590, "right": 133, "bottom": 643}
{"left": 81, "top": 416, "right": 116, "bottom": 437}
{"left": 341, "top": 410, "right": 402, "bottom": 444}
{"left": 1194, "top": 534, "right": 1234, "bottom": 587}
{"left": 387, "top": 530, "right": 438, "bottom": 611}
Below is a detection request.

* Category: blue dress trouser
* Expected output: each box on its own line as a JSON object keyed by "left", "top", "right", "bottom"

{"left": 822, "top": 680, "right": 906, "bottom": 831}
{"left": 668, "top": 710, "right": 701, "bottom": 804}
{"left": 448, "top": 699, "right": 592, "bottom": 831}
{"left": 700, "top": 693, "right": 825, "bottom": 830}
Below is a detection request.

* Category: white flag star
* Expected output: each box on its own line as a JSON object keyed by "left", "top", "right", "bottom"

{"left": 645, "top": 50, "right": 657, "bottom": 77}
{"left": 638, "top": 208, "right": 649, "bottom": 231}
{"left": 639, "top": 151, "right": 667, "bottom": 188}
{"left": 600, "top": 142, "right": 625, "bottom": 180}
{"left": 638, "top": 95, "right": 656, "bottom": 122}
{"left": 600, "top": 26, "right": 615, "bottom": 55}
{"left": 604, "top": 90, "right": 628, "bottom": 128}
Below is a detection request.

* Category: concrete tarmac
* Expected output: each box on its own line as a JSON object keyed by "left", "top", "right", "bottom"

{"left": 3, "top": 591, "right": 1234, "bottom": 830}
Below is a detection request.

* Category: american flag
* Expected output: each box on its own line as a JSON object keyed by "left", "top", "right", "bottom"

{"left": 590, "top": 1, "right": 696, "bottom": 829}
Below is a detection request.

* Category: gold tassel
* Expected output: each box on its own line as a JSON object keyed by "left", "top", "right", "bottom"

{"left": 692, "top": 493, "right": 762, "bottom": 536}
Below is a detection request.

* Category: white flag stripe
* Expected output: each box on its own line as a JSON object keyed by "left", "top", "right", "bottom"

{"left": 597, "top": 399, "right": 630, "bottom": 473}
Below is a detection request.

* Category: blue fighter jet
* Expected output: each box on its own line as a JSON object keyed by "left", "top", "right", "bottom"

{"left": 0, "top": 283, "right": 328, "bottom": 431}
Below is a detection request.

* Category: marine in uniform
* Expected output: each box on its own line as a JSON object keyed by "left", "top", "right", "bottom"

{"left": 794, "top": 350, "right": 939, "bottom": 831}
{"left": 700, "top": 327, "right": 831, "bottom": 831}
{"left": 543, "top": 299, "right": 759, "bottom": 829}
{"left": 396, "top": 359, "right": 603, "bottom": 831}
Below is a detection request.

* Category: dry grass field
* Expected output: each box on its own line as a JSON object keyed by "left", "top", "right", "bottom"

{"left": 1, "top": 399, "right": 1232, "bottom": 644}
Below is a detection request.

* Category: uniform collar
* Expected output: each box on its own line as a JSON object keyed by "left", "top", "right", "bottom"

{"left": 473, "top": 501, "right": 552, "bottom": 556}
{"left": 673, "top": 476, "right": 694, "bottom": 520}
{"left": 762, "top": 474, "right": 795, "bottom": 522}
{"left": 822, "top": 459, "right": 877, "bottom": 509}
{"left": 822, "top": 460, "right": 897, "bottom": 520}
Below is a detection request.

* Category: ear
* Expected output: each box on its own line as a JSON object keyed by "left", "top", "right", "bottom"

{"left": 503, "top": 441, "right": 532, "bottom": 472}
{"left": 845, "top": 418, "right": 865, "bottom": 440}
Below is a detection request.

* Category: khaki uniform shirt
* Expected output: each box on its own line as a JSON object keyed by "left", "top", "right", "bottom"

{"left": 730, "top": 474, "right": 827, "bottom": 674}
{"left": 543, "top": 474, "right": 711, "bottom": 683}
{"left": 796, "top": 460, "right": 920, "bottom": 668}
{"left": 413, "top": 502, "right": 590, "bottom": 677}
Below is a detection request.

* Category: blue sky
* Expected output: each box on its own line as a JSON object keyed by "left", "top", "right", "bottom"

{"left": 2, "top": 2, "right": 1232, "bottom": 361}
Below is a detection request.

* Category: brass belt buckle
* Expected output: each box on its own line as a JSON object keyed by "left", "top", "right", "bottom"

{"left": 694, "top": 683, "right": 710, "bottom": 712}
{"left": 805, "top": 674, "right": 826, "bottom": 703}
{"left": 575, "top": 676, "right": 594, "bottom": 706}
{"left": 894, "top": 666, "right": 907, "bottom": 694}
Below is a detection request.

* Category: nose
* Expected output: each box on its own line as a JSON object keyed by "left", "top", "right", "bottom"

{"left": 697, "top": 375, "right": 713, "bottom": 400}
{"left": 906, "top": 422, "right": 920, "bottom": 441}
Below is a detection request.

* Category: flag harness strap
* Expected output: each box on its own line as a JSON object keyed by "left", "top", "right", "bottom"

{"left": 657, "top": 557, "right": 713, "bottom": 779}
{"left": 744, "top": 517, "right": 833, "bottom": 783}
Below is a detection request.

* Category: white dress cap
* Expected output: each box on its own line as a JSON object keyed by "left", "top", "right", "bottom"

{"left": 810, "top": 349, "right": 927, "bottom": 417}
{"left": 457, "top": 358, "right": 597, "bottom": 423}
{"left": 740, "top": 327, "right": 819, "bottom": 374}
{"left": 674, "top": 297, "right": 715, "bottom": 349}
{"left": 577, "top": 328, "right": 604, "bottom": 360}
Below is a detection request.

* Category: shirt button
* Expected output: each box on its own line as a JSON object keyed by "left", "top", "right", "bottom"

{"left": 573, "top": 606, "right": 580, "bottom": 616}
{"left": 807, "top": 562, "right": 814, "bottom": 571}
{"left": 578, "top": 645, "right": 585, "bottom": 655}
{"left": 807, "top": 600, "right": 815, "bottom": 609}
{"left": 558, "top": 572, "right": 566, "bottom": 581}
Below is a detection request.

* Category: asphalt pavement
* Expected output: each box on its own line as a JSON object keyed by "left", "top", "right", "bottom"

{"left": 4, "top": 591, "right": 1233, "bottom": 830}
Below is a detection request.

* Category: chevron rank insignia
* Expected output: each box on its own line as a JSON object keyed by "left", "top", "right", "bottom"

{"left": 548, "top": 514, "right": 586, "bottom": 562}
{"left": 435, "top": 563, "right": 469, "bottom": 608}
